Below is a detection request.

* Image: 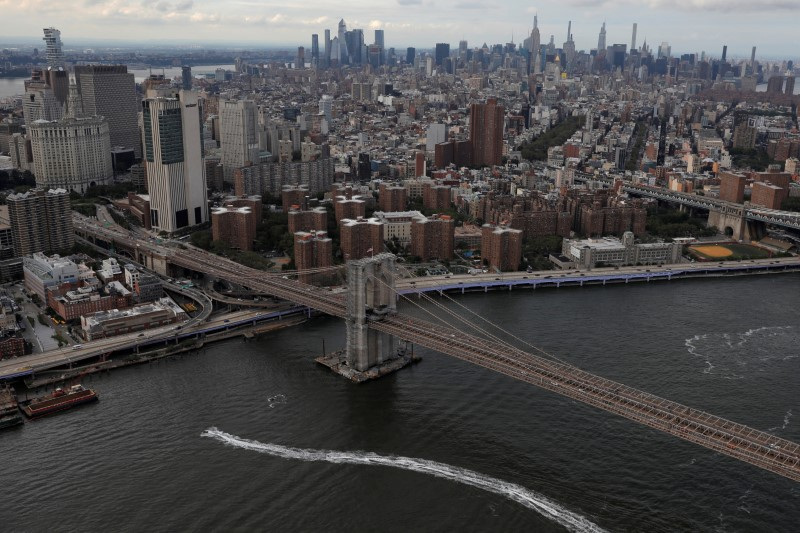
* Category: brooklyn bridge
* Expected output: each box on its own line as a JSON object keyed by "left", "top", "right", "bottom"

{"left": 65, "top": 215, "right": 800, "bottom": 483}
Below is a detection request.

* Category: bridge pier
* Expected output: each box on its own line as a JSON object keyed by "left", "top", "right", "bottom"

{"left": 317, "top": 254, "right": 419, "bottom": 381}
{"left": 708, "top": 203, "right": 766, "bottom": 241}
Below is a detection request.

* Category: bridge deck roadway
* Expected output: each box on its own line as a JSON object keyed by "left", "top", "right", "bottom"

{"left": 371, "top": 316, "right": 800, "bottom": 483}
{"left": 77, "top": 216, "right": 800, "bottom": 482}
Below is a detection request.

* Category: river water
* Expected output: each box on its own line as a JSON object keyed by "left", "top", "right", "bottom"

{"left": 1, "top": 274, "right": 799, "bottom": 532}
{"left": 0, "top": 65, "right": 234, "bottom": 99}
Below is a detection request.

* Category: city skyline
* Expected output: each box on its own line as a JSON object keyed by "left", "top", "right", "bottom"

{"left": 1, "top": 2, "right": 799, "bottom": 58}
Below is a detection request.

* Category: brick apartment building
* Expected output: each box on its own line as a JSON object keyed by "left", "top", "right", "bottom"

{"left": 410, "top": 214, "right": 454, "bottom": 261}
{"left": 340, "top": 217, "right": 383, "bottom": 261}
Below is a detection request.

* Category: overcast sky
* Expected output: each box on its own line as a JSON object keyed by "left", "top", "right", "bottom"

{"left": 2, "top": 0, "right": 798, "bottom": 59}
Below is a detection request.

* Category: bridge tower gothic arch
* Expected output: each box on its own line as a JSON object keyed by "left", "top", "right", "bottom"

{"left": 707, "top": 203, "right": 765, "bottom": 241}
{"left": 345, "top": 253, "right": 399, "bottom": 371}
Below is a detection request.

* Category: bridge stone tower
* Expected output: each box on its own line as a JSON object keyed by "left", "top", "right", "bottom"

{"left": 345, "top": 253, "right": 398, "bottom": 371}
{"left": 708, "top": 203, "right": 765, "bottom": 241}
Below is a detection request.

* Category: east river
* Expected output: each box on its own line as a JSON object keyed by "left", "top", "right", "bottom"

{"left": 1, "top": 274, "right": 798, "bottom": 532}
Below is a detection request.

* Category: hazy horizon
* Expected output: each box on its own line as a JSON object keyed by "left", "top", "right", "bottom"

{"left": 2, "top": 1, "right": 799, "bottom": 59}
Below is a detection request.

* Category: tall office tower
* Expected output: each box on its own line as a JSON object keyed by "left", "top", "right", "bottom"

{"left": 141, "top": 90, "right": 209, "bottom": 233}
{"left": 435, "top": 43, "right": 450, "bottom": 65}
{"left": 469, "top": 98, "right": 504, "bottom": 168}
{"left": 631, "top": 23, "right": 637, "bottom": 51}
{"left": 597, "top": 22, "right": 606, "bottom": 51}
{"left": 324, "top": 29, "right": 331, "bottom": 67}
{"left": 458, "top": 40, "right": 468, "bottom": 58}
{"left": 406, "top": 47, "right": 416, "bottom": 64}
{"left": 42, "top": 27, "right": 64, "bottom": 68}
{"left": 337, "top": 19, "right": 349, "bottom": 64}
{"left": 721, "top": 45, "right": 727, "bottom": 62}
{"left": 311, "top": 34, "right": 320, "bottom": 66}
{"left": 786, "top": 76, "right": 796, "bottom": 96}
{"left": 610, "top": 44, "right": 627, "bottom": 71}
{"left": 562, "top": 21, "right": 576, "bottom": 67}
{"left": 374, "top": 29, "right": 384, "bottom": 48}
{"left": 7, "top": 188, "right": 74, "bottom": 256}
{"left": 346, "top": 28, "right": 364, "bottom": 64}
{"left": 658, "top": 42, "right": 671, "bottom": 59}
{"left": 750, "top": 47, "right": 757, "bottom": 68}
{"left": 766, "top": 76, "right": 784, "bottom": 94}
{"left": 29, "top": 84, "right": 113, "bottom": 193}
{"left": 22, "top": 84, "right": 62, "bottom": 125}
{"left": 219, "top": 98, "right": 259, "bottom": 181}
{"left": 296, "top": 47, "right": 305, "bottom": 68}
{"left": 181, "top": 66, "right": 192, "bottom": 90}
{"left": 74, "top": 65, "right": 141, "bottom": 158}
{"left": 529, "top": 16, "right": 541, "bottom": 73}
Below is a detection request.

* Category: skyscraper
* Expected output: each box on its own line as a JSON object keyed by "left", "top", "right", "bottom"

{"left": 42, "top": 27, "right": 64, "bottom": 68}
{"left": 529, "top": 16, "right": 541, "bottom": 73}
{"left": 406, "top": 47, "right": 416, "bottom": 64}
{"left": 296, "top": 46, "right": 305, "bottom": 69}
{"left": 597, "top": 22, "right": 607, "bottom": 51}
{"left": 631, "top": 23, "right": 637, "bottom": 51}
{"left": 219, "top": 98, "right": 259, "bottom": 181}
{"left": 28, "top": 83, "right": 113, "bottom": 193}
{"left": 469, "top": 98, "right": 504, "bottom": 168}
{"left": 721, "top": 45, "right": 727, "bottom": 62}
{"left": 435, "top": 43, "right": 450, "bottom": 66}
{"left": 311, "top": 34, "right": 320, "bottom": 67}
{"left": 7, "top": 188, "right": 74, "bottom": 256}
{"left": 324, "top": 29, "right": 331, "bottom": 67}
{"left": 141, "top": 90, "right": 208, "bottom": 233}
{"left": 374, "top": 29, "right": 384, "bottom": 48}
{"left": 181, "top": 66, "right": 192, "bottom": 90}
{"left": 74, "top": 65, "right": 141, "bottom": 158}
{"left": 337, "top": 19, "right": 349, "bottom": 64}
{"left": 785, "top": 76, "right": 796, "bottom": 96}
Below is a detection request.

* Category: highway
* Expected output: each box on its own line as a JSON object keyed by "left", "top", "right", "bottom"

{"left": 0, "top": 307, "right": 307, "bottom": 381}
{"left": 395, "top": 256, "right": 800, "bottom": 293}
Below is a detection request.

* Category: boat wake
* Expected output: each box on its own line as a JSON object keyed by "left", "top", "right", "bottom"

{"left": 201, "top": 427, "right": 606, "bottom": 533}
{"left": 685, "top": 326, "right": 796, "bottom": 379}
{"left": 267, "top": 394, "right": 286, "bottom": 409}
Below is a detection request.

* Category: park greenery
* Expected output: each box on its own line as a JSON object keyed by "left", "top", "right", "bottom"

{"left": 729, "top": 148, "right": 772, "bottom": 171}
{"left": 521, "top": 235, "right": 562, "bottom": 271}
{"left": 646, "top": 208, "right": 718, "bottom": 240}
{"left": 781, "top": 196, "right": 800, "bottom": 212}
{"left": 518, "top": 115, "right": 585, "bottom": 161}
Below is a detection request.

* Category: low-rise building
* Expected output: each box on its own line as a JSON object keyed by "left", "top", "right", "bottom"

{"left": 373, "top": 210, "right": 423, "bottom": 245}
{"left": 48, "top": 280, "right": 132, "bottom": 321}
{"left": 80, "top": 297, "right": 187, "bottom": 340}
{"left": 23, "top": 252, "right": 79, "bottom": 302}
{"left": 124, "top": 264, "right": 163, "bottom": 303}
{"left": 558, "top": 232, "right": 683, "bottom": 269}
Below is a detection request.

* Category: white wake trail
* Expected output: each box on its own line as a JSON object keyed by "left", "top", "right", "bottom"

{"left": 201, "top": 428, "right": 606, "bottom": 533}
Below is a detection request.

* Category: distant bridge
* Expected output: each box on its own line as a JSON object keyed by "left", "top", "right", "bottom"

{"left": 574, "top": 174, "right": 800, "bottom": 233}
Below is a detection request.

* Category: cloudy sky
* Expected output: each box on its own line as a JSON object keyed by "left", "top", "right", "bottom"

{"left": 1, "top": 0, "right": 798, "bottom": 58}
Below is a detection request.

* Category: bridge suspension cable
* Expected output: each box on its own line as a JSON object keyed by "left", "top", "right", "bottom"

{"left": 369, "top": 271, "right": 568, "bottom": 367}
